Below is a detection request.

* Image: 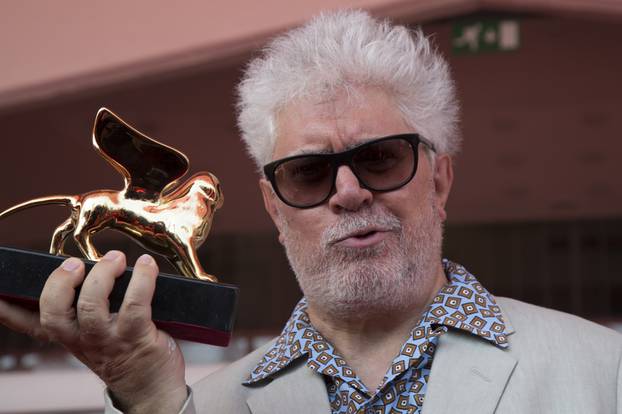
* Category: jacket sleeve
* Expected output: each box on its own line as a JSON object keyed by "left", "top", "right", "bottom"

{"left": 103, "top": 386, "right": 196, "bottom": 414}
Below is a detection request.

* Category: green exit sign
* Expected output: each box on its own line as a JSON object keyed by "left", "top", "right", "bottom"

{"left": 452, "top": 19, "right": 520, "bottom": 54}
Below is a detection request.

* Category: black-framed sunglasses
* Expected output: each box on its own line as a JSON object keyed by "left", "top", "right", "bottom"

{"left": 263, "top": 133, "right": 436, "bottom": 209}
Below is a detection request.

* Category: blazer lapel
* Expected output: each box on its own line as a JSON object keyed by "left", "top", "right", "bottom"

{"left": 422, "top": 329, "right": 517, "bottom": 414}
{"left": 246, "top": 358, "right": 331, "bottom": 414}
{"left": 246, "top": 302, "right": 518, "bottom": 414}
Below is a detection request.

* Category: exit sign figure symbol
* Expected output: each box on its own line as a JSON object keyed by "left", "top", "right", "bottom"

{"left": 453, "top": 19, "right": 520, "bottom": 54}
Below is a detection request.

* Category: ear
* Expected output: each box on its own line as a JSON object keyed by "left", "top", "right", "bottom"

{"left": 433, "top": 154, "right": 454, "bottom": 222}
{"left": 259, "top": 178, "right": 286, "bottom": 244}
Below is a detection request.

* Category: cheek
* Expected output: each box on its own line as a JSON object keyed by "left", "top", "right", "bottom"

{"left": 278, "top": 206, "right": 326, "bottom": 238}
{"left": 377, "top": 179, "right": 437, "bottom": 222}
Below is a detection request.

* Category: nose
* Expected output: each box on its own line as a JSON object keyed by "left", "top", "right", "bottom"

{"left": 328, "top": 166, "right": 372, "bottom": 212}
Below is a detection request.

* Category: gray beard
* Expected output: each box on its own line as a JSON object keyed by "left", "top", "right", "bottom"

{"left": 279, "top": 192, "right": 443, "bottom": 318}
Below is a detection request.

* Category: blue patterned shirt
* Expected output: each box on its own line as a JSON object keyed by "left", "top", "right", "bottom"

{"left": 245, "top": 260, "right": 510, "bottom": 413}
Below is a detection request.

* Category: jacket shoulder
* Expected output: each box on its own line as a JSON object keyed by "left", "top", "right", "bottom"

{"left": 497, "top": 296, "right": 622, "bottom": 359}
{"left": 498, "top": 296, "right": 622, "bottom": 342}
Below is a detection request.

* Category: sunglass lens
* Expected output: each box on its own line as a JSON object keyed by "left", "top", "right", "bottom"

{"left": 352, "top": 138, "right": 416, "bottom": 190}
{"left": 274, "top": 156, "right": 333, "bottom": 207}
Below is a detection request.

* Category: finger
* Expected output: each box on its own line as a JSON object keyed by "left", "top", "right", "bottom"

{"left": 39, "top": 257, "right": 85, "bottom": 344}
{"left": 0, "top": 299, "right": 47, "bottom": 341}
{"left": 117, "top": 254, "right": 159, "bottom": 340}
{"left": 76, "top": 250, "right": 126, "bottom": 343}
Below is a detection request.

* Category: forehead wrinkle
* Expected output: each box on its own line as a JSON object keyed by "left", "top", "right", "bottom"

{"left": 298, "top": 89, "right": 372, "bottom": 145}
{"left": 274, "top": 86, "right": 408, "bottom": 160}
{"left": 342, "top": 135, "right": 387, "bottom": 151}
{"left": 286, "top": 146, "right": 334, "bottom": 158}
{"left": 284, "top": 134, "right": 393, "bottom": 158}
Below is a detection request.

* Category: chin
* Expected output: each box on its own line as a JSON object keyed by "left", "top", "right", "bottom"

{"left": 299, "top": 259, "right": 422, "bottom": 317}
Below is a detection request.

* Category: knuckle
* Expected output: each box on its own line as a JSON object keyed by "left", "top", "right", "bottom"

{"left": 123, "top": 299, "right": 145, "bottom": 313}
{"left": 76, "top": 299, "right": 99, "bottom": 315}
{"left": 77, "top": 313, "right": 107, "bottom": 338}
{"left": 76, "top": 302, "right": 107, "bottom": 332}
{"left": 121, "top": 315, "right": 145, "bottom": 332}
{"left": 39, "top": 293, "right": 62, "bottom": 312}
{"left": 118, "top": 305, "right": 147, "bottom": 333}
{"left": 40, "top": 307, "right": 74, "bottom": 329}
{"left": 77, "top": 311, "right": 98, "bottom": 329}
{"left": 39, "top": 314, "right": 69, "bottom": 342}
{"left": 39, "top": 311, "right": 54, "bottom": 329}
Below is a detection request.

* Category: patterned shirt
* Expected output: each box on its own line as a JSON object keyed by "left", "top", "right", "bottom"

{"left": 245, "top": 260, "right": 510, "bottom": 413}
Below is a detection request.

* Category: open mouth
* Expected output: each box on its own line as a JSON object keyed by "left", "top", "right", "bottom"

{"left": 334, "top": 228, "right": 388, "bottom": 248}
{"left": 352, "top": 230, "right": 378, "bottom": 239}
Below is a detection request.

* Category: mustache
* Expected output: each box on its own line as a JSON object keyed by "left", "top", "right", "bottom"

{"left": 321, "top": 208, "right": 402, "bottom": 247}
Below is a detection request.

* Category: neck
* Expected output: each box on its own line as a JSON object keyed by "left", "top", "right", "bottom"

{"left": 305, "top": 261, "right": 447, "bottom": 392}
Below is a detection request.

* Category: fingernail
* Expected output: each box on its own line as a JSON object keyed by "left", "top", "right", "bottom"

{"left": 103, "top": 250, "right": 122, "bottom": 262}
{"left": 61, "top": 257, "right": 82, "bottom": 272}
{"left": 137, "top": 254, "right": 154, "bottom": 266}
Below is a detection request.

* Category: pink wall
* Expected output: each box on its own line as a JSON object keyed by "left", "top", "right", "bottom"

{"left": 1, "top": 0, "right": 620, "bottom": 112}
{"left": 0, "top": 0, "right": 397, "bottom": 110}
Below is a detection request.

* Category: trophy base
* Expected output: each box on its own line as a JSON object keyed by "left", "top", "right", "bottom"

{"left": 0, "top": 246, "right": 238, "bottom": 346}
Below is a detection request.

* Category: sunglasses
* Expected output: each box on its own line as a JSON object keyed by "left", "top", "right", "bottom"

{"left": 263, "top": 133, "right": 435, "bottom": 208}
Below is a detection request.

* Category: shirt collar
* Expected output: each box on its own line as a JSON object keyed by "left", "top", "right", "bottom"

{"left": 425, "top": 259, "right": 510, "bottom": 348}
{"left": 245, "top": 259, "right": 510, "bottom": 384}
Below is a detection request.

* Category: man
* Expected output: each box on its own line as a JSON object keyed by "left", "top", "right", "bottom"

{"left": 0, "top": 10, "right": 621, "bottom": 414}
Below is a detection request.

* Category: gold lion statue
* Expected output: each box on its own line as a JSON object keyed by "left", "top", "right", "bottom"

{"left": 0, "top": 108, "right": 223, "bottom": 282}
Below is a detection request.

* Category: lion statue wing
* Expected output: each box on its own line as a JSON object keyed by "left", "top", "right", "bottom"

{"left": 92, "top": 108, "right": 189, "bottom": 200}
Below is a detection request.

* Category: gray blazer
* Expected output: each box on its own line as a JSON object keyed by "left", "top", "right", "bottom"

{"left": 106, "top": 297, "right": 622, "bottom": 413}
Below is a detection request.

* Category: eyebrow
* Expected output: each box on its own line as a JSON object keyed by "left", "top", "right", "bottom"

{"left": 285, "top": 135, "right": 385, "bottom": 158}
{"left": 287, "top": 147, "right": 333, "bottom": 157}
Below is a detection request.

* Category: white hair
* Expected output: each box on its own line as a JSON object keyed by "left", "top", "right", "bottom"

{"left": 236, "top": 9, "right": 461, "bottom": 171}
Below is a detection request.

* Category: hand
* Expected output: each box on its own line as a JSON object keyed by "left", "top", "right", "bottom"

{"left": 0, "top": 251, "right": 188, "bottom": 414}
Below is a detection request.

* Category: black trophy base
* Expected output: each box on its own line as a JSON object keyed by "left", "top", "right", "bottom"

{"left": 0, "top": 247, "right": 238, "bottom": 346}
